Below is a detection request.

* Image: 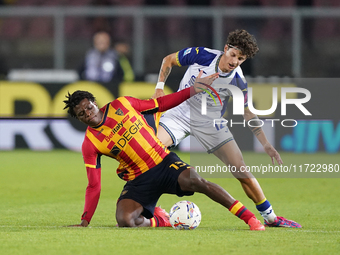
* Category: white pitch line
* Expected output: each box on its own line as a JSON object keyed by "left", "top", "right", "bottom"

{"left": 0, "top": 225, "right": 115, "bottom": 229}
{"left": 0, "top": 225, "right": 339, "bottom": 233}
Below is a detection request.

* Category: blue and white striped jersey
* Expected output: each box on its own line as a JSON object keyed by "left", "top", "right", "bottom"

{"left": 173, "top": 47, "right": 248, "bottom": 122}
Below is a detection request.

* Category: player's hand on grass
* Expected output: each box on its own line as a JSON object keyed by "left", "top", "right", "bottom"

{"left": 264, "top": 143, "right": 283, "bottom": 165}
{"left": 193, "top": 70, "right": 219, "bottom": 93}
{"left": 68, "top": 219, "right": 89, "bottom": 227}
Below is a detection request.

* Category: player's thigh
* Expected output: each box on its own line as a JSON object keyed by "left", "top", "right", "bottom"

{"left": 191, "top": 121, "right": 234, "bottom": 153}
{"left": 159, "top": 110, "right": 189, "bottom": 147}
{"left": 157, "top": 125, "right": 173, "bottom": 147}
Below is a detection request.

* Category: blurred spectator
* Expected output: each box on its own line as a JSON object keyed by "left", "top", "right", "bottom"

{"left": 114, "top": 39, "right": 135, "bottom": 82}
{"left": 78, "top": 31, "right": 124, "bottom": 98}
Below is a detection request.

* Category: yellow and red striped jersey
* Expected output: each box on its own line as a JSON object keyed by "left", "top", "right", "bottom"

{"left": 82, "top": 96, "right": 169, "bottom": 181}
{"left": 79, "top": 86, "right": 196, "bottom": 223}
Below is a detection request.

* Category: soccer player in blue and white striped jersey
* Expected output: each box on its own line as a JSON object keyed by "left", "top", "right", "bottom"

{"left": 153, "top": 29, "right": 301, "bottom": 228}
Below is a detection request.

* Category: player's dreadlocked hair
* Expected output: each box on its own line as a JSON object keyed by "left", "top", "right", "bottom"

{"left": 63, "top": 90, "right": 96, "bottom": 118}
{"left": 226, "top": 29, "right": 259, "bottom": 58}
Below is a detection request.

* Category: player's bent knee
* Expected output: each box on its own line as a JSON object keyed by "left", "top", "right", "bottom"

{"left": 116, "top": 214, "right": 135, "bottom": 227}
{"left": 234, "top": 171, "right": 256, "bottom": 181}
{"left": 116, "top": 209, "right": 137, "bottom": 227}
{"left": 116, "top": 199, "right": 145, "bottom": 227}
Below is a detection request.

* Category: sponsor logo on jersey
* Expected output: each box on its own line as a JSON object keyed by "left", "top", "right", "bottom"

{"left": 110, "top": 145, "right": 121, "bottom": 156}
{"left": 117, "top": 119, "right": 144, "bottom": 148}
{"left": 112, "top": 121, "right": 124, "bottom": 135}
{"left": 115, "top": 108, "right": 124, "bottom": 116}
{"left": 183, "top": 48, "right": 191, "bottom": 56}
{"left": 120, "top": 190, "right": 128, "bottom": 196}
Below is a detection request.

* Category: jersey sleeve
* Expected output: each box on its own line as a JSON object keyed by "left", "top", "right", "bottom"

{"left": 125, "top": 86, "right": 195, "bottom": 113}
{"left": 176, "top": 47, "right": 217, "bottom": 67}
{"left": 82, "top": 136, "right": 102, "bottom": 169}
{"left": 81, "top": 136, "right": 102, "bottom": 223}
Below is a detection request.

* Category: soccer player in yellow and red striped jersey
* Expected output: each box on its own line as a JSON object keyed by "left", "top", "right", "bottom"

{"left": 82, "top": 96, "right": 169, "bottom": 181}
{"left": 64, "top": 71, "right": 265, "bottom": 230}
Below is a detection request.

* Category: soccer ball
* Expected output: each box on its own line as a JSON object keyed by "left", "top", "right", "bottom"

{"left": 169, "top": 200, "right": 201, "bottom": 230}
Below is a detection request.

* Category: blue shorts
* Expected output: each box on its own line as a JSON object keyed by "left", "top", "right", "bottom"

{"left": 118, "top": 152, "right": 194, "bottom": 219}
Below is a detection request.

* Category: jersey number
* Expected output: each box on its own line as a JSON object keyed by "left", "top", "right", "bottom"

{"left": 169, "top": 161, "right": 188, "bottom": 170}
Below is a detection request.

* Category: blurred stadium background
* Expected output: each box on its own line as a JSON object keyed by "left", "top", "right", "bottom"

{"left": 0, "top": 0, "right": 339, "bottom": 154}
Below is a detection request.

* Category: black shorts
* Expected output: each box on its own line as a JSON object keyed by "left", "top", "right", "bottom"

{"left": 118, "top": 152, "right": 194, "bottom": 219}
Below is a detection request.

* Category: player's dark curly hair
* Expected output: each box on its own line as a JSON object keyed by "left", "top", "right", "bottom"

{"left": 63, "top": 90, "right": 96, "bottom": 118}
{"left": 226, "top": 29, "right": 259, "bottom": 58}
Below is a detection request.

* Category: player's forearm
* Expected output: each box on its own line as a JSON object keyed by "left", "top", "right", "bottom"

{"left": 155, "top": 54, "right": 178, "bottom": 91}
{"left": 81, "top": 167, "right": 102, "bottom": 223}
{"left": 245, "top": 115, "right": 270, "bottom": 146}
{"left": 247, "top": 116, "right": 262, "bottom": 137}
{"left": 252, "top": 126, "right": 269, "bottom": 146}
{"left": 82, "top": 185, "right": 101, "bottom": 223}
{"left": 158, "top": 55, "right": 174, "bottom": 83}
{"left": 157, "top": 87, "right": 196, "bottom": 112}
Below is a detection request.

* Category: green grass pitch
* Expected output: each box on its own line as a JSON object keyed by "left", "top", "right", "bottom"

{"left": 1, "top": 150, "right": 339, "bottom": 255}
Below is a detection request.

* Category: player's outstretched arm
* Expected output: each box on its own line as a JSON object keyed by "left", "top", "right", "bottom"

{"left": 155, "top": 71, "right": 218, "bottom": 112}
{"left": 243, "top": 108, "right": 283, "bottom": 165}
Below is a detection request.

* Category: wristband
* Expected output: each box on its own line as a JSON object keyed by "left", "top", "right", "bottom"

{"left": 155, "top": 82, "right": 165, "bottom": 90}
